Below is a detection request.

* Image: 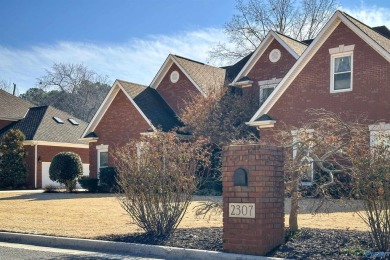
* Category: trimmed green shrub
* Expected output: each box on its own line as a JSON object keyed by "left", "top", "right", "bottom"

{"left": 78, "top": 176, "right": 98, "bottom": 192}
{"left": 0, "top": 129, "right": 27, "bottom": 189}
{"left": 49, "top": 152, "right": 83, "bottom": 192}
{"left": 99, "top": 167, "right": 117, "bottom": 192}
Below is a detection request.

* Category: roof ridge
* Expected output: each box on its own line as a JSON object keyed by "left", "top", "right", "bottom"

{"left": 172, "top": 55, "right": 205, "bottom": 65}
{"left": 116, "top": 79, "right": 148, "bottom": 88}
{"left": 274, "top": 31, "right": 308, "bottom": 46}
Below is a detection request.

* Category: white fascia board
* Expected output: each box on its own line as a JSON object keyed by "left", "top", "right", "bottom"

{"left": 245, "top": 120, "right": 276, "bottom": 128}
{"left": 81, "top": 81, "right": 121, "bottom": 138}
{"left": 229, "top": 80, "right": 254, "bottom": 88}
{"left": 338, "top": 14, "right": 390, "bottom": 62}
{"left": 23, "top": 141, "right": 89, "bottom": 149}
{"left": 232, "top": 32, "right": 274, "bottom": 83}
{"left": 0, "top": 117, "right": 21, "bottom": 121}
{"left": 272, "top": 31, "right": 300, "bottom": 59}
{"left": 150, "top": 55, "right": 173, "bottom": 89}
{"left": 170, "top": 55, "right": 207, "bottom": 97}
{"left": 117, "top": 82, "right": 157, "bottom": 132}
{"left": 249, "top": 12, "right": 342, "bottom": 122}
{"left": 150, "top": 54, "right": 207, "bottom": 97}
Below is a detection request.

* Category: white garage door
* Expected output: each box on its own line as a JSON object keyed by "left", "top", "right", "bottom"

{"left": 42, "top": 162, "right": 90, "bottom": 188}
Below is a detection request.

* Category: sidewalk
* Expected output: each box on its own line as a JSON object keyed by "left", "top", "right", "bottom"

{"left": 0, "top": 232, "right": 281, "bottom": 260}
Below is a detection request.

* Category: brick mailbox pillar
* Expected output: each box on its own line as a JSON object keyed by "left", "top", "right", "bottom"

{"left": 222, "top": 144, "right": 284, "bottom": 256}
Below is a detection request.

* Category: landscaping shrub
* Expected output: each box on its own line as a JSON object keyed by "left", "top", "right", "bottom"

{"left": 99, "top": 167, "right": 117, "bottom": 192}
{"left": 78, "top": 176, "right": 99, "bottom": 192}
{"left": 43, "top": 184, "right": 60, "bottom": 193}
{"left": 49, "top": 152, "right": 83, "bottom": 192}
{"left": 114, "top": 131, "right": 210, "bottom": 238}
{"left": 0, "top": 129, "right": 27, "bottom": 189}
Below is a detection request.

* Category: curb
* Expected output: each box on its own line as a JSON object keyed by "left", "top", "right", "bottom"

{"left": 0, "top": 232, "right": 281, "bottom": 260}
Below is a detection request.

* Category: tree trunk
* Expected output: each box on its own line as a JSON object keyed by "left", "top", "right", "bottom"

{"left": 289, "top": 176, "right": 299, "bottom": 232}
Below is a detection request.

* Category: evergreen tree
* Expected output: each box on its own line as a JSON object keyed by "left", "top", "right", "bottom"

{"left": 0, "top": 130, "right": 27, "bottom": 189}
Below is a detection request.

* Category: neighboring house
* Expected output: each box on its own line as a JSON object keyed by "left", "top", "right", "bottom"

{"left": 0, "top": 89, "right": 89, "bottom": 188}
{"left": 228, "top": 31, "right": 308, "bottom": 106}
{"left": 247, "top": 11, "right": 390, "bottom": 182}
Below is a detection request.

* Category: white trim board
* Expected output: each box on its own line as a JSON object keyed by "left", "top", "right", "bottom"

{"left": 232, "top": 31, "right": 302, "bottom": 83}
{"left": 249, "top": 11, "right": 390, "bottom": 123}
{"left": 81, "top": 80, "right": 156, "bottom": 139}
{"left": 24, "top": 141, "right": 89, "bottom": 149}
{"left": 149, "top": 54, "right": 207, "bottom": 97}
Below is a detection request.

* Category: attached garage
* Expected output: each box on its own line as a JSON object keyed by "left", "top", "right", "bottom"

{"left": 41, "top": 162, "right": 90, "bottom": 188}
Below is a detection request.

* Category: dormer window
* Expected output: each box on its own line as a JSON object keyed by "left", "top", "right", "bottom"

{"left": 329, "top": 44, "right": 354, "bottom": 93}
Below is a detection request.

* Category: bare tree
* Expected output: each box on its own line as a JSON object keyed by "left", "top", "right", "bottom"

{"left": 210, "top": 0, "right": 337, "bottom": 63}
{"left": 26, "top": 63, "right": 111, "bottom": 122}
{"left": 0, "top": 79, "right": 12, "bottom": 93}
{"left": 114, "top": 131, "right": 211, "bottom": 238}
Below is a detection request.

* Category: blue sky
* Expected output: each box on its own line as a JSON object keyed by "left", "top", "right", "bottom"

{"left": 0, "top": 0, "right": 389, "bottom": 93}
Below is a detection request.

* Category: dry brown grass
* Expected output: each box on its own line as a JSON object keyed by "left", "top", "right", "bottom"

{"left": 0, "top": 192, "right": 368, "bottom": 239}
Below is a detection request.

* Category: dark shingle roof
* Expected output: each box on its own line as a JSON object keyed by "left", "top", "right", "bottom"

{"left": 118, "top": 80, "right": 183, "bottom": 132}
{"left": 222, "top": 52, "right": 253, "bottom": 83}
{"left": 342, "top": 11, "right": 390, "bottom": 53}
{"left": 372, "top": 26, "right": 390, "bottom": 39}
{"left": 0, "top": 89, "right": 32, "bottom": 120}
{"left": 0, "top": 106, "right": 88, "bottom": 144}
{"left": 172, "top": 55, "right": 226, "bottom": 94}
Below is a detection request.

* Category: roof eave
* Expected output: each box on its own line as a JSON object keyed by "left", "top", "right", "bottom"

{"left": 246, "top": 120, "right": 276, "bottom": 128}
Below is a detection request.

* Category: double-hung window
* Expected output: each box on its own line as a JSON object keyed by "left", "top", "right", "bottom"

{"left": 329, "top": 44, "right": 354, "bottom": 93}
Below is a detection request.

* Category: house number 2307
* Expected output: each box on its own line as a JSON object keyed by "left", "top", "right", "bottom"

{"left": 228, "top": 203, "right": 255, "bottom": 218}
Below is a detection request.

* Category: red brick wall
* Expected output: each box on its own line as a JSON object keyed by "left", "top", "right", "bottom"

{"left": 89, "top": 90, "right": 151, "bottom": 177}
{"left": 0, "top": 119, "right": 13, "bottom": 130}
{"left": 156, "top": 63, "right": 200, "bottom": 116}
{"left": 35, "top": 145, "right": 89, "bottom": 188}
{"left": 223, "top": 144, "right": 284, "bottom": 256}
{"left": 243, "top": 39, "right": 297, "bottom": 99}
{"left": 24, "top": 145, "right": 36, "bottom": 189}
{"left": 261, "top": 23, "right": 390, "bottom": 141}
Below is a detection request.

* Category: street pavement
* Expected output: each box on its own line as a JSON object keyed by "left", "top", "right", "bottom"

{"left": 0, "top": 241, "right": 164, "bottom": 260}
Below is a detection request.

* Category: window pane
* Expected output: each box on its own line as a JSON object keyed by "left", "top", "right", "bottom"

{"left": 260, "top": 87, "right": 275, "bottom": 103}
{"left": 334, "top": 72, "right": 351, "bottom": 90}
{"left": 334, "top": 56, "right": 351, "bottom": 73}
{"left": 99, "top": 152, "right": 108, "bottom": 168}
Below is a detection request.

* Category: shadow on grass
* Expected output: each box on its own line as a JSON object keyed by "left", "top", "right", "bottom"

{"left": 94, "top": 227, "right": 223, "bottom": 251}
{"left": 0, "top": 192, "right": 116, "bottom": 201}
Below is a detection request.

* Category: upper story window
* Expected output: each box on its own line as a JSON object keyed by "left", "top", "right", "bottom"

{"left": 329, "top": 44, "right": 355, "bottom": 93}
{"left": 259, "top": 78, "right": 281, "bottom": 104}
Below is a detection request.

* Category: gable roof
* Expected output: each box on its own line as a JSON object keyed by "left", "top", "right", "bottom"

{"left": 82, "top": 80, "right": 182, "bottom": 139}
{"left": 232, "top": 31, "right": 308, "bottom": 83}
{"left": 0, "top": 89, "right": 32, "bottom": 120}
{"left": 0, "top": 106, "right": 88, "bottom": 145}
{"left": 150, "top": 54, "right": 226, "bottom": 95}
{"left": 118, "top": 80, "right": 183, "bottom": 131}
{"left": 249, "top": 10, "right": 390, "bottom": 124}
{"left": 222, "top": 52, "right": 254, "bottom": 83}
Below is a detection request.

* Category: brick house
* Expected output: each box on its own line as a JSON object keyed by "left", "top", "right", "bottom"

{"left": 247, "top": 11, "right": 390, "bottom": 181}
{"left": 81, "top": 55, "right": 227, "bottom": 178}
{"left": 0, "top": 89, "right": 89, "bottom": 188}
{"left": 228, "top": 31, "right": 308, "bottom": 107}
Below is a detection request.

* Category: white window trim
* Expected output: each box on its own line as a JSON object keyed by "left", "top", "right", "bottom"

{"left": 259, "top": 78, "right": 281, "bottom": 104}
{"left": 96, "top": 144, "right": 109, "bottom": 174}
{"left": 329, "top": 44, "right": 355, "bottom": 94}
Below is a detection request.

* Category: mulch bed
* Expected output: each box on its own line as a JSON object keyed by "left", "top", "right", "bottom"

{"left": 97, "top": 228, "right": 373, "bottom": 259}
